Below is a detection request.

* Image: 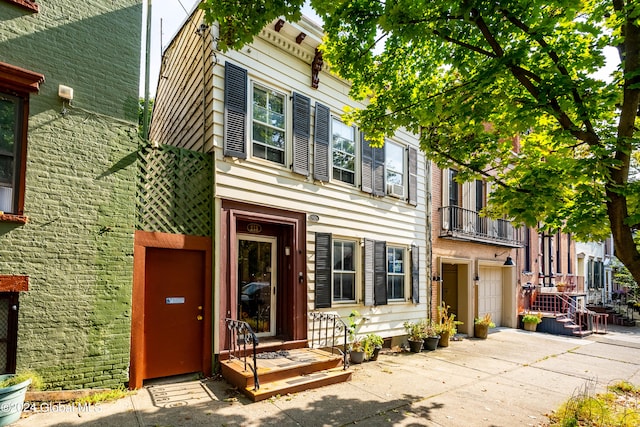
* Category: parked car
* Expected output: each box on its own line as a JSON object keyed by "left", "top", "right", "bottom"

{"left": 240, "top": 282, "right": 271, "bottom": 316}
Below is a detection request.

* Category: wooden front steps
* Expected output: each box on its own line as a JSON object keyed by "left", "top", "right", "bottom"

{"left": 221, "top": 347, "right": 351, "bottom": 402}
{"left": 557, "top": 315, "right": 593, "bottom": 337}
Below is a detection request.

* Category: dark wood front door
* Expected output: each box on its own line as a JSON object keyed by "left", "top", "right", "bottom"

{"left": 442, "top": 263, "right": 459, "bottom": 317}
{"left": 144, "top": 248, "right": 204, "bottom": 379}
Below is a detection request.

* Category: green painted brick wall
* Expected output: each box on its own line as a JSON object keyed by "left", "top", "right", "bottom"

{"left": 0, "top": 0, "right": 142, "bottom": 389}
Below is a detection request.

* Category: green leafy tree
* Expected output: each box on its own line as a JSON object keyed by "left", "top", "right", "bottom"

{"left": 612, "top": 256, "right": 638, "bottom": 299}
{"left": 201, "top": 1, "right": 640, "bottom": 284}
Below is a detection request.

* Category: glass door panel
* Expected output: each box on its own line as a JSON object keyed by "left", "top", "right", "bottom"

{"left": 237, "top": 235, "right": 276, "bottom": 336}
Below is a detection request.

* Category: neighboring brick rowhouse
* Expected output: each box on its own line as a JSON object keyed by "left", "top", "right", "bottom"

{"left": 0, "top": 0, "right": 142, "bottom": 389}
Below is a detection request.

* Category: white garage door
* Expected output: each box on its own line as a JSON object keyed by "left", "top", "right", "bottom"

{"left": 478, "top": 266, "right": 503, "bottom": 326}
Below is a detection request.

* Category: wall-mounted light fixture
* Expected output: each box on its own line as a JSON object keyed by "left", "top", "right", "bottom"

{"left": 308, "top": 214, "right": 320, "bottom": 222}
{"left": 58, "top": 84, "right": 73, "bottom": 116}
{"left": 58, "top": 84, "right": 73, "bottom": 101}
{"left": 474, "top": 274, "right": 480, "bottom": 281}
{"left": 495, "top": 250, "right": 515, "bottom": 266}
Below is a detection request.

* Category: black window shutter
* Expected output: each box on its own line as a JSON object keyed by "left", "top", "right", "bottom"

{"left": 313, "top": 102, "right": 330, "bottom": 182}
{"left": 224, "top": 62, "right": 247, "bottom": 158}
{"left": 408, "top": 146, "right": 418, "bottom": 206}
{"left": 363, "top": 239, "right": 374, "bottom": 306}
{"left": 292, "top": 92, "right": 310, "bottom": 176}
{"left": 373, "top": 146, "right": 385, "bottom": 197}
{"left": 314, "top": 232, "right": 332, "bottom": 308}
{"left": 411, "top": 244, "right": 419, "bottom": 303}
{"left": 374, "top": 240, "right": 388, "bottom": 305}
{"left": 361, "top": 134, "right": 373, "bottom": 194}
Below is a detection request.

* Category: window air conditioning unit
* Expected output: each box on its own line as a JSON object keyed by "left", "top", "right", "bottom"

{"left": 387, "top": 183, "right": 404, "bottom": 198}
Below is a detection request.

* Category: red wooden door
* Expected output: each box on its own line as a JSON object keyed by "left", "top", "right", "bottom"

{"left": 144, "top": 248, "right": 204, "bottom": 379}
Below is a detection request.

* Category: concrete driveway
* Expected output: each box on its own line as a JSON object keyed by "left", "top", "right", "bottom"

{"left": 15, "top": 325, "right": 640, "bottom": 426}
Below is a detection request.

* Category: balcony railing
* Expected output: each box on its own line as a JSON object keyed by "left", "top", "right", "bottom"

{"left": 439, "top": 205, "right": 522, "bottom": 247}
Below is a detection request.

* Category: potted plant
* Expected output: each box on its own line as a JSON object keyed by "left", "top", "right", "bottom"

{"left": 474, "top": 313, "right": 496, "bottom": 339}
{"left": 522, "top": 312, "right": 543, "bottom": 332}
{"left": 436, "top": 302, "right": 462, "bottom": 347}
{"left": 403, "top": 320, "right": 424, "bottom": 352}
{"left": 349, "top": 337, "right": 366, "bottom": 364}
{"left": 362, "top": 333, "right": 384, "bottom": 361}
{"left": 555, "top": 282, "right": 567, "bottom": 292}
{"left": 422, "top": 319, "right": 440, "bottom": 351}
{"left": 0, "top": 370, "right": 43, "bottom": 426}
{"left": 347, "top": 310, "right": 366, "bottom": 364}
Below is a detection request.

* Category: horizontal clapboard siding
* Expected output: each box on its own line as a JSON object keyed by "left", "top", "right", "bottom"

{"left": 153, "top": 12, "right": 429, "bottom": 338}
{"left": 213, "top": 32, "right": 428, "bottom": 337}
{"left": 150, "top": 9, "right": 214, "bottom": 152}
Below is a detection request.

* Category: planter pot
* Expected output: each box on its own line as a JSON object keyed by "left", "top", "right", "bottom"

{"left": 474, "top": 323, "right": 489, "bottom": 339}
{"left": 523, "top": 322, "right": 538, "bottom": 332}
{"left": 423, "top": 336, "right": 440, "bottom": 351}
{"left": 369, "top": 346, "right": 382, "bottom": 361}
{"left": 438, "top": 331, "right": 450, "bottom": 347}
{"left": 408, "top": 339, "right": 423, "bottom": 353}
{"left": 0, "top": 374, "right": 31, "bottom": 427}
{"left": 350, "top": 350, "right": 365, "bottom": 364}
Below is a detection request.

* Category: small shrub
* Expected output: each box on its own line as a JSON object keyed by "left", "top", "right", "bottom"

{"left": 522, "top": 312, "right": 543, "bottom": 325}
{"left": 74, "top": 386, "right": 130, "bottom": 405}
{"left": 474, "top": 313, "right": 495, "bottom": 328}
{"left": 0, "top": 370, "right": 44, "bottom": 391}
{"left": 548, "top": 381, "right": 640, "bottom": 427}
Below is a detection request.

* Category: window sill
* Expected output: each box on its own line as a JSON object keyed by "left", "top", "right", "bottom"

{"left": 0, "top": 213, "right": 28, "bottom": 224}
{"left": 4, "top": 0, "right": 38, "bottom": 12}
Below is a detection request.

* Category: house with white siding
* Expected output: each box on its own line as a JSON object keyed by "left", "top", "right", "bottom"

{"left": 142, "top": 7, "right": 429, "bottom": 398}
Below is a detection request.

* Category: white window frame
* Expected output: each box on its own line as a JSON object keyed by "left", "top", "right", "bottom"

{"left": 385, "top": 140, "right": 405, "bottom": 198}
{"left": 386, "top": 245, "right": 407, "bottom": 301}
{"left": 250, "top": 82, "right": 288, "bottom": 166}
{"left": 331, "top": 117, "right": 357, "bottom": 186}
{"left": 332, "top": 237, "right": 359, "bottom": 304}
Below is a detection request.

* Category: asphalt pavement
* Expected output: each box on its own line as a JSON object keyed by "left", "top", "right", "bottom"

{"left": 14, "top": 324, "right": 640, "bottom": 426}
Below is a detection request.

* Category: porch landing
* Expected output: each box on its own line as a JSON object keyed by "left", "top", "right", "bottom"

{"left": 221, "top": 347, "right": 351, "bottom": 401}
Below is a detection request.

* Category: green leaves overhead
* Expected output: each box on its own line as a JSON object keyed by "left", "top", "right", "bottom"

{"left": 202, "top": 0, "right": 640, "bottom": 282}
{"left": 199, "top": 0, "right": 306, "bottom": 51}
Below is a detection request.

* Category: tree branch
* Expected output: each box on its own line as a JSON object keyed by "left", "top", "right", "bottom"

{"left": 499, "top": 9, "right": 599, "bottom": 141}
{"left": 420, "top": 126, "right": 518, "bottom": 191}
{"left": 471, "top": 13, "right": 598, "bottom": 145}
{"left": 432, "top": 30, "right": 496, "bottom": 58}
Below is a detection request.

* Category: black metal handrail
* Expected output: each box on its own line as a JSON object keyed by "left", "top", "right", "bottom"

{"left": 225, "top": 318, "right": 260, "bottom": 390}
{"left": 309, "top": 312, "right": 349, "bottom": 369}
{"left": 439, "top": 205, "right": 522, "bottom": 247}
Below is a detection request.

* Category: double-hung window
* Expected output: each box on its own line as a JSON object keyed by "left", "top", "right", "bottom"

{"left": 0, "top": 93, "right": 22, "bottom": 214}
{"left": 385, "top": 141, "right": 405, "bottom": 197}
{"left": 332, "top": 239, "right": 356, "bottom": 302}
{"left": 387, "top": 246, "right": 405, "bottom": 300}
{"left": 331, "top": 118, "right": 355, "bottom": 185}
{"left": 315, "top": 232, "right": 419, "bottom": 308}
{"left": 251, "top": 84, "right": 286, "bottom": 164}
{"left": 0, "top": 62, "right": 43, "bottom": 219}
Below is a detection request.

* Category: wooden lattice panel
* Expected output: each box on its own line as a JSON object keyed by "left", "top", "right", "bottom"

{"left": 137, "top": 144, "right": 212, "bottom": 237}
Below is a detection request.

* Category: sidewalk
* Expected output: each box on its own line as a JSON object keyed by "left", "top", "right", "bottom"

{"left": 15, "top": 325, "right": 640, "bottom": 426}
